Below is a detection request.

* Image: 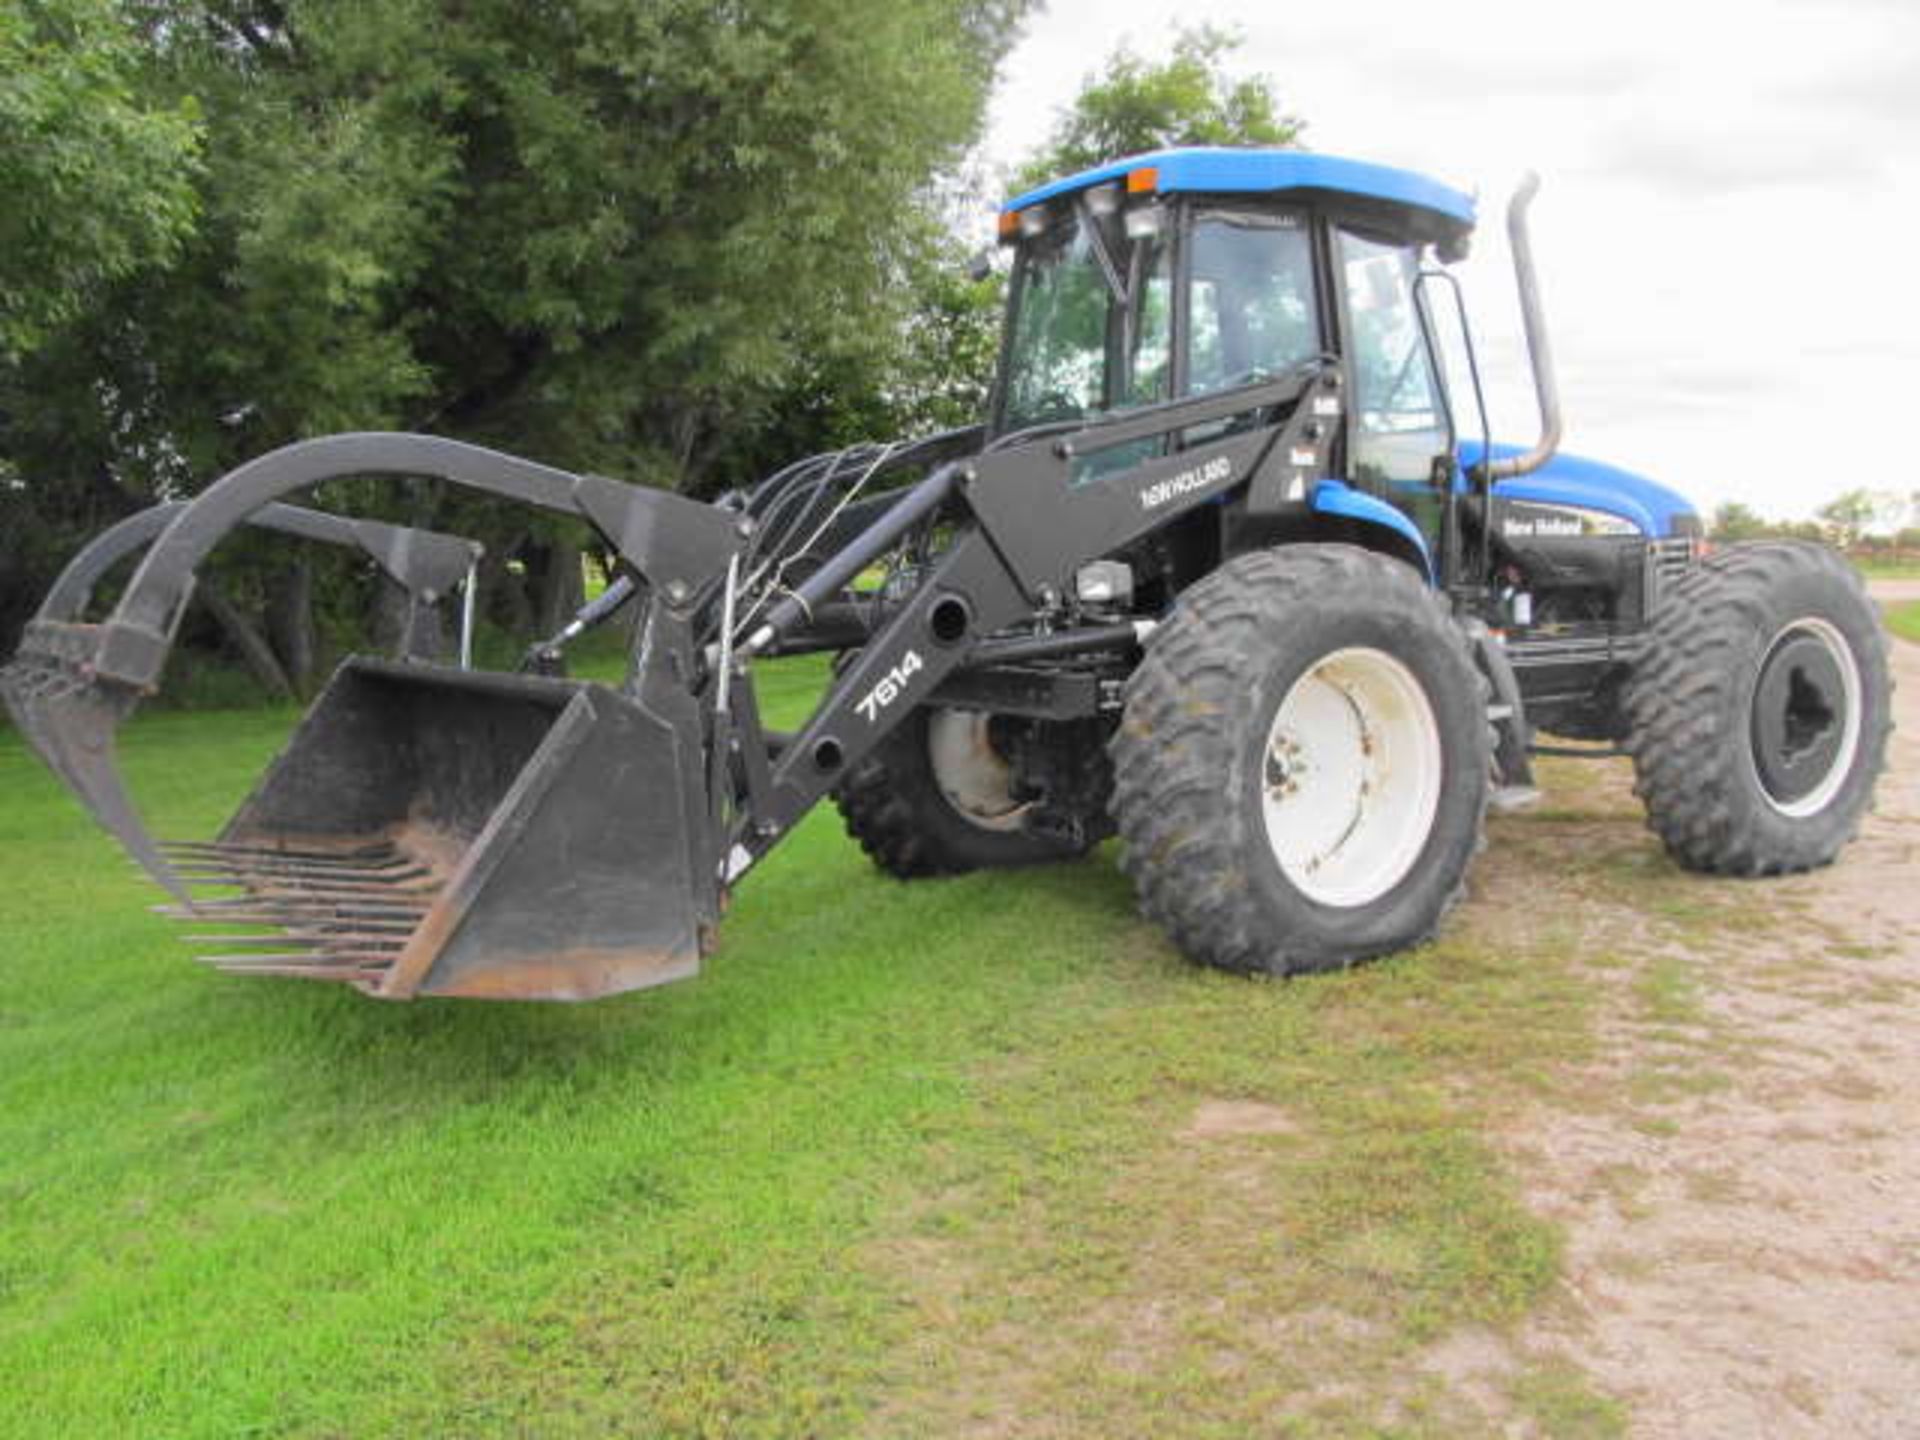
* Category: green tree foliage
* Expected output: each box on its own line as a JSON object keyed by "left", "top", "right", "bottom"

{"left": 1816, "top": 488, "right": 1876, "bottom": 542}
{"left": 0, "top": 0, "right": 202, "bottom": 359}
{"left": 1, "top": 0, "right": 1030, "bottom": 670}
{"left": 1016, "top": 24, "right": 1302, "bottom": 191}
{"left": 1709, "top": 493, "right": 1918, "bottom": 551}
{"left": 1709, "top": 501, "right": 1767, "bottom": 542}
{"left": 734, "top": 223, "right": 1004, "bottom": 486}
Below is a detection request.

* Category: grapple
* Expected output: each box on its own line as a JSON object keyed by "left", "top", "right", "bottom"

{"left": 3, "top": 434, "right": 742, "bottom": 1001}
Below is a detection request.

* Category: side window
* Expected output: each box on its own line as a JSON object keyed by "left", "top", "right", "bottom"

{"left": 1120, "top": 237, "right": 1173, "bottom": 409}
{"left": 1073, "top": 228, "right": 1172, "bottom": 484}
{"left": 1338, "top": 230, "right": 1450, "bottom": 488}
{"left": 1188, "top": 279, "right": 1225, "bottom": 391}
{"left": 1186, "top": 212, "right": 1318, "bottom": 395}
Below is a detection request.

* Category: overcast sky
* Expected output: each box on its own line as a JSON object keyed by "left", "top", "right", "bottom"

{"left": 981, "top": 0, "right": 1920, "bottom": 521}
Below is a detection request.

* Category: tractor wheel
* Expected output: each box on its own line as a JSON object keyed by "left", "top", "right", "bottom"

{"left": 834, "top": 707, "right": 1109, "bottom": 877}
{"left": 1622, "top": 540, "right": 1891, "bottom": 874}
{"left": 1110, "top": 545, "right": 1490, "bottom": 976}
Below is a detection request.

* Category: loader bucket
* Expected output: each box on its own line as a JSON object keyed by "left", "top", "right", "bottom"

{"left": 157, "top": 657, "right": 712, "bottom": 1001}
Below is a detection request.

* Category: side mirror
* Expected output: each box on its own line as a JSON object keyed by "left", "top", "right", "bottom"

{"left": 964, "top": 247, "right": 994, "bottom": 283}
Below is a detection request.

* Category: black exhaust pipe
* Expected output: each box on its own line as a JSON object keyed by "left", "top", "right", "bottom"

{"left": 1484, "top": 172, "right": 1562, "bottom": 480}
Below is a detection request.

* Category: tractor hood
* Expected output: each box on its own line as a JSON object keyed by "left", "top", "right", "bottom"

{"left": 1462, "top": 441, "right": 1698, "bottom": 538}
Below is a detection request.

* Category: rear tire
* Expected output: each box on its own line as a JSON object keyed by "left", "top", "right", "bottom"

{"left": 1110, "top": 545, "right": 1489, "bottom": 975}
{"left": 1622, "top": 540, "right": 1891, "bottom": 874}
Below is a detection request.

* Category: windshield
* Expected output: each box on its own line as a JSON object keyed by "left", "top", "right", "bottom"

{"left": 998, "top": 207, "right": 1170, "bottom": 433}
{"left": 998, "top": 203, "right": 1324, "bottom": 438}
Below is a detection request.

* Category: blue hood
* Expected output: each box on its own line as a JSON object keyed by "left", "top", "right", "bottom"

{"left": 1460, "top": 442, "right": 1697, "bottom": 537}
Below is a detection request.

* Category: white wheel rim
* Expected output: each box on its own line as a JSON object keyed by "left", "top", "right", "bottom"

{"left": 927, "top": 709, "right": 1029, "bottom": 832}
{"left": 1261, "top": 647, "right": 1444, "bottom": 907}
{"left": 1754, "top": 616, "right": 1862, "bottom": 819}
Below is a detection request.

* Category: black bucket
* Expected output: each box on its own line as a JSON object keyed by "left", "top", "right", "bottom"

{"left": 161, "top": 657, "right": 713, "bottom": 1000}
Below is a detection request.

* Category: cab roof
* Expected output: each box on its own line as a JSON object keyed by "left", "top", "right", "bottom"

{"left": 1001, "top": 147, "right": 1477, "bottom": 239}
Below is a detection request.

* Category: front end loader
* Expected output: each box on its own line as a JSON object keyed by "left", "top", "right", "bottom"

{"left": 5, "top": 149, "right": 1891, "bottom": 1001}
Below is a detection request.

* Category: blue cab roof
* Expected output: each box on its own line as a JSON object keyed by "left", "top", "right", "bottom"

{"left": 1002, "top": 147, "right": 1476, "bottom": 232}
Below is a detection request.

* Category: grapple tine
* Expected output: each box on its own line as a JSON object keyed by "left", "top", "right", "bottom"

{"left": 172, "top": 878, "right": 435, "bottom": 901}
{"left": 159, "top": 839, "right": 403, "bottom": 866}
{"left": 186, "top": 929, "right": 402, "bottom": 946}
{"left": 0, "top": 635, "right": 188, "bottom": 901}
{"left": 184, "top": 934, "right": 326, "bottom": 946}
{"left": 194, "top": 956, "right": 390, "bottom": 982}
{"left": 167, "top": 859, "right": 430, "bottom": 883}
{"left": 193, "top": 960, "right": 389, "bottom": 971}
{"left": 154, "top": 900, "right": 428, "bottom": 921}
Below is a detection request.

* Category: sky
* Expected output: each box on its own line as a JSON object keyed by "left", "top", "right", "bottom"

{"left": 980, "top": 0, "right": 1920, "bottom": 522}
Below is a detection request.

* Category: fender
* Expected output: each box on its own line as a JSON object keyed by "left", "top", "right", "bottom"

{"left": 1309, "top": 479, "right": 1435, "bottom": 583}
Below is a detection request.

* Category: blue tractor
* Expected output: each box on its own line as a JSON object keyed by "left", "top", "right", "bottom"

{"left": 3, "top": 148, "right": 1892, "bottom": 999}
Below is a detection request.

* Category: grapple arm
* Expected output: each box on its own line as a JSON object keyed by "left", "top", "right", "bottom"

{"left": 79, "top": 433, "right": 732, "bottom": 691}
{"left": 38, "top": 497, "right": 483, "bottom": 638}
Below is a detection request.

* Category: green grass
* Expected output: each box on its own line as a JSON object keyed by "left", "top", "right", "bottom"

{"left": 0, "top": 663, "right": 1670, "bottom": 1437}
{"left": 1886, "top": 599, "right": 1920, "bottom": 645}
{"left": 1855, "top": 557, "right": 1920, "bottom": 580}
{"left": 1511, "top": 1360, "right": 1627, "bottom": 1439}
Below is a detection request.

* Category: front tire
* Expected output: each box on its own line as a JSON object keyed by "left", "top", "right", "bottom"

{"left": 835, "top": 707, "right": 1109, "bottom": 877}
{"left": 1622, "top": 540, "right": 1891, "bottom": 874}
{"left": 1110, "top": 545, "right": 1490, "bottom": 976}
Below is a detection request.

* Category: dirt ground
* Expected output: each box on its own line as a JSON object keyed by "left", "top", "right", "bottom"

{"left": 1462, "top": 582, "right": 1920, "bottom": 1437}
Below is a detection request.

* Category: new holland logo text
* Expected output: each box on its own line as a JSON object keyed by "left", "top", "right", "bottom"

{"left": 1139, "top": 456, "right": 1231, "bottom": 510}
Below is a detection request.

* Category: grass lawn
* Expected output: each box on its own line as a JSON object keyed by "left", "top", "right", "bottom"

{"left": 0, "top": 653, "right": 1663, "bottom": 1437}
{"left": 1855, "top": 558, "right": 1920, "bottom": 580}
{"left": 1886, "top": 599, "right": 1920, "bottom": 644}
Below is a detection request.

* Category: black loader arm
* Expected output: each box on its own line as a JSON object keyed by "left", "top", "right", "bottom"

{"left": 727, "top": 360, "right": 1341, "bottom": 856}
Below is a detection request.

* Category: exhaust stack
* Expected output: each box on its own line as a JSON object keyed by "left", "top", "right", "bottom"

{"left": 1484, "top": 172, "right": 1563, "bottom": 480}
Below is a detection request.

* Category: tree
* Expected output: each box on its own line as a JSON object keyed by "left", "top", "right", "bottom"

{"left": 1817, "top": 488, "right": 1877, "bottom": 545}
{"left": 1016, "top": 24, "right": 1302, "bottom": 191}
{"left": 1710, "top": 501, "right": 1767, "bottom": 542}
{"left": 724, "top": 224, "right": 1005, "bottom": 491}
{"left": 0, "top": 0, "right": 201, "bottom": 359}
{"left": 1, "top": 0, "right": 1033, "bottom": 670}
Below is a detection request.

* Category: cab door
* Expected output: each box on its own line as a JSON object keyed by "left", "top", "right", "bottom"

{"left": 1333, "top": 227, "right": 1454, "bottom": 552}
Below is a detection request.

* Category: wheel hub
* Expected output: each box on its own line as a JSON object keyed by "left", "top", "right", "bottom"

{"left": 927, "top": 709, "right": 1029, "bottom": 832}
{"left": 1749, "top": 619, "right": 1861, "bottom": 816}
{"left": 1261, "top": 647, "right": 1441, "bottom": 908}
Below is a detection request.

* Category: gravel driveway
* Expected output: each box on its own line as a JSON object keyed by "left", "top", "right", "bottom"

{"left": 1477, "top": 581, "right": 1920, "bottom": 1436}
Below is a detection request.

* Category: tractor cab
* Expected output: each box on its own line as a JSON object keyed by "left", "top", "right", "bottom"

{"left": 993, "top": 149, "right": 1475, "bottom": 560}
